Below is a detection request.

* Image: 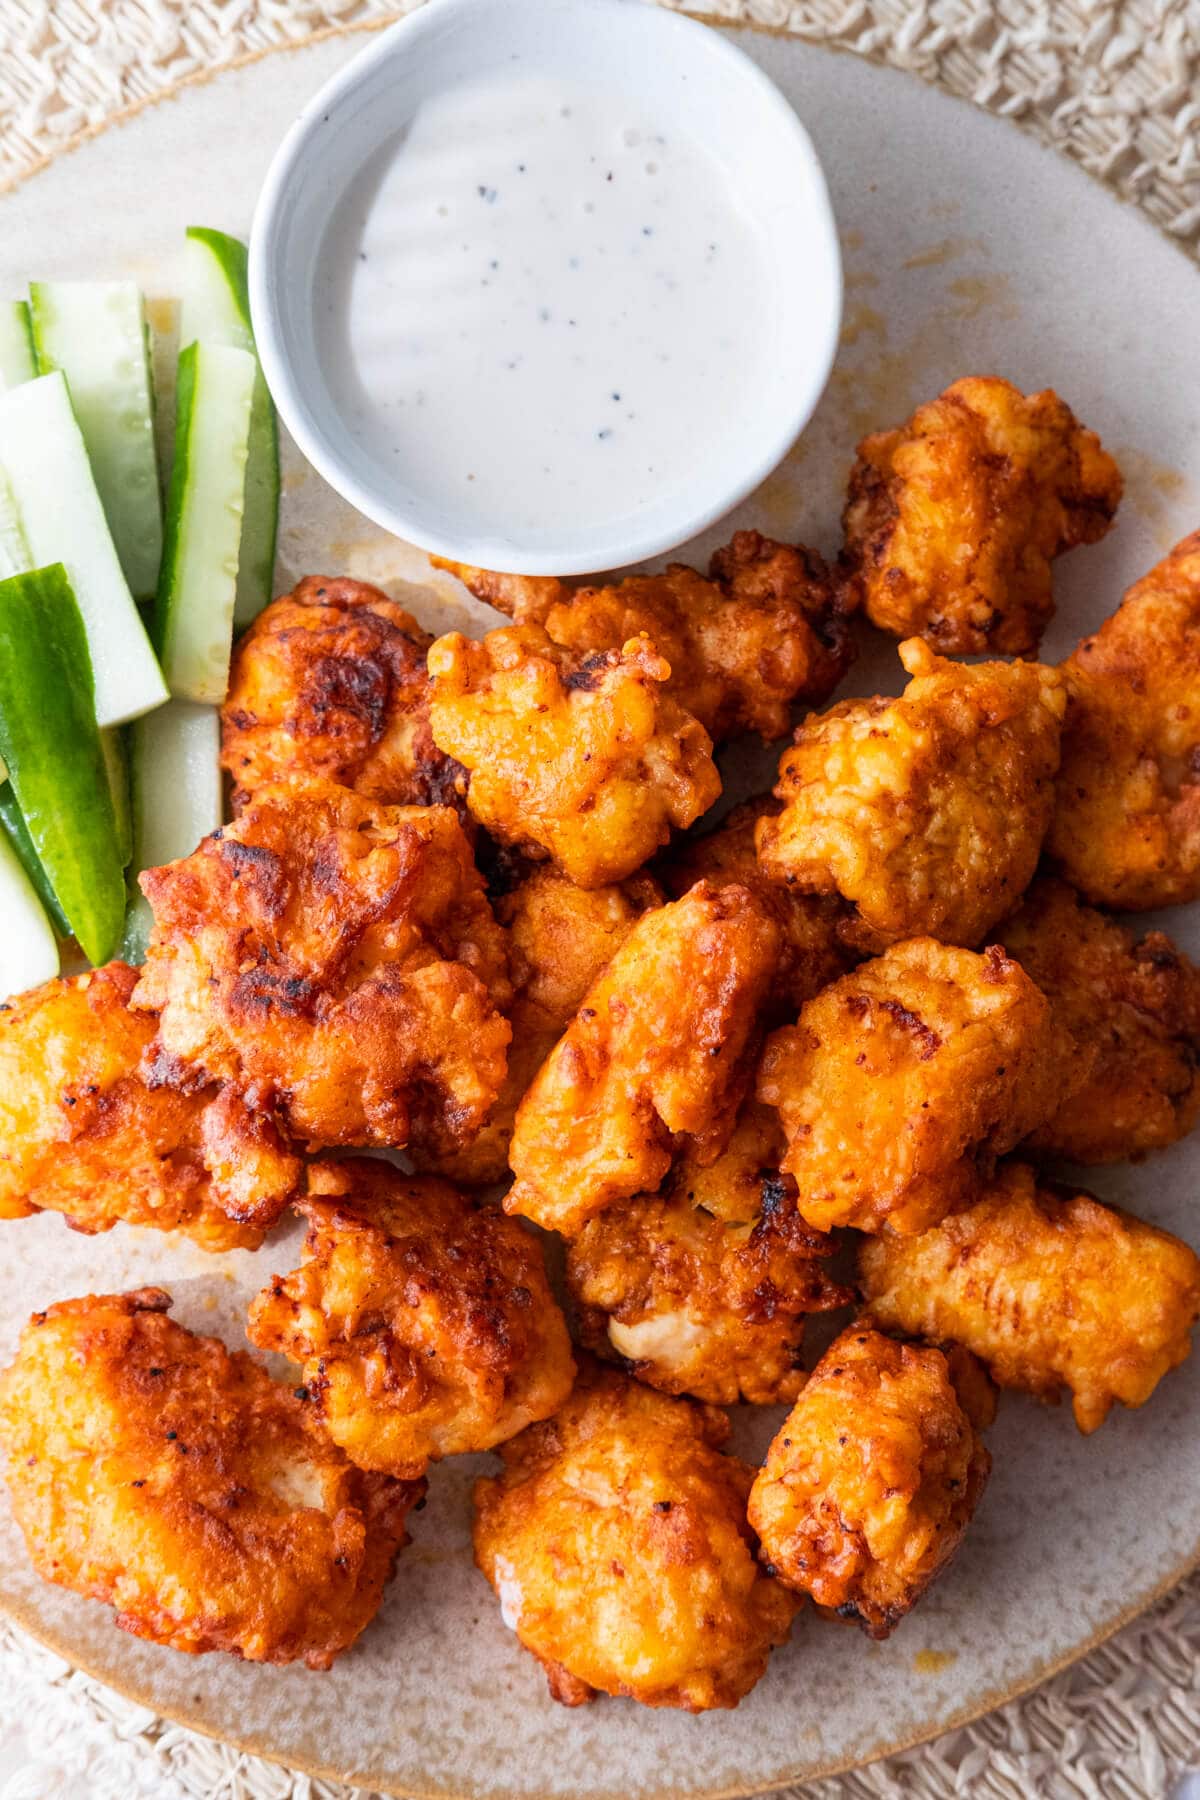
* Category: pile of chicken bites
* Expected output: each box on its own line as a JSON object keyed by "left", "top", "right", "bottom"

{"left": 4, "top": 373, "right": 1200, "bottom": 1709}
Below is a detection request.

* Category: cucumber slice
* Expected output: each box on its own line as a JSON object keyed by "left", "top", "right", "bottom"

{"left": 0, "top": 562, "right": 127, "bottom": 965}
{"left": 154, "top": 340, "right": 255, "bottom": 704}
{"left": 0, "top": 828, "right": 59, "bottom": 998}
{"left": 0, "top": 302, "right": 35, "bottom": 391}
{"left": 122, "top": 698, "right": 222, "bottom": 963}
{"left": 100, "top": 726, "right": 133, "bottom": 868}
{"left": 29, "top": 281, "right": 164, "bottom": 602}
{"left": 0, "top": 373, "right": 167, "bottom": 725}
{"left": 182, "top": 228, "right": 279, "bottom": 627}
{"left": 0, "top": 779, "right": 71, "bottom": 935}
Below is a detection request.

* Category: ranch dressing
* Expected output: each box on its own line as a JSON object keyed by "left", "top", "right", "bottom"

{"left": 315, "top": 68, "right": 778, "bottom": 540}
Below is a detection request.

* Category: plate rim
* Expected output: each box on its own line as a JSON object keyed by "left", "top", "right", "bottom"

{"left": 1, "top": 17, "right": 1198, "bottom": 1797}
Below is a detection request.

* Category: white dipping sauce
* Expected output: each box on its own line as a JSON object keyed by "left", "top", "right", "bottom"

{"left": 316, "top": 69, "right": 778, "bottom": 538}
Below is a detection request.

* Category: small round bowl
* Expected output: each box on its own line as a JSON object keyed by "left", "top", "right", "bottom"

{"left": 249, "top": 0, "right": 842, "bottom": 575}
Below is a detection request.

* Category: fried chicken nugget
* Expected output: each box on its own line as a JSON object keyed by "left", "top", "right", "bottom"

{"left": 859, "top": 1162, "right": 1200, "bottom": 1432}
{"left": 133, "top": 780, "right": 511, "bottom": 1152}
{"left": 757, "top": 939, "right": 1072, "bottom": 1235}
{"left": 840, "top": 376, "right": 1121, "bottom": 656}
{"left": 0, "top": 962, "right": 299, "bottom": 1249}
{"left": 757, "top": 640, "right": 1066, "bottom": 952}
{"left": 247, "top": 1159, "right": 575, "bottom": 1478}
{"left": 413, "top": 868, "right": 662, "bottom": 1184}
{"left": 221, "top": 575, "right": 466, "bottom": 816}
{"left": 567, "top": 1135, "right": 850, "bottom": 1404}
{"left": 999, "top": 877, "right": 1200, "bottom": 1162}
{"left": 747, "top": 1326, "right": 992, "bottom": 1639}
{"left": 0, "top": 1289, "right": 423, "bottom": 1667}
{"left": 472, "top": 1361, "right": 799, "bottom": 1710}
{"left": 1048, "top": 531, "right": 1200, "bottom": 910}
{"left": 435, "top": 528, "right": 850, "bottom": 743}
{"left": 662, "top": 797, "right": 855, "bottom": 1018}
{"left": 507, "top": 882, "right": 780, "bottom": 1235}
{"left": 427, "top": 624, "right": 720, "bottom": 888}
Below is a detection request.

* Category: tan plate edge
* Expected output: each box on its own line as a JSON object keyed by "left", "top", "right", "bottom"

{"left": 4, "top": 1526, "right": 1200, "bottom": 1800}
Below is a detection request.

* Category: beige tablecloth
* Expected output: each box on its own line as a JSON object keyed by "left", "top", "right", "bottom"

{"left": 1, "top": 2, "right": 1199, "bottom": 1796}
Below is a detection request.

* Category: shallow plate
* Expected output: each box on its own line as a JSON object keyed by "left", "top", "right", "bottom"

{"left": 2, "top": 20, "right": 1200, "bottom": 1800}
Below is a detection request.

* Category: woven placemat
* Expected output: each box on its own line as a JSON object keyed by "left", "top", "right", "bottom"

{"left": 0, "top": 3, "right": 1198, "bottom": 1798}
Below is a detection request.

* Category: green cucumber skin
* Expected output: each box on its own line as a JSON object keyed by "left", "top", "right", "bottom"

{"left": 154, "top": 342, "right": 198, "bottom": 672}
{"left": 0, "top": 780, "right": 70, "bottom": 935}
{"left": 0, "top": 303, "right": 35, "bottom": 390}
{"left": 236, "top": 369, "right": 280, "bottom": 628}
{"left": 120, "top": 890, "right": 153, "bottom": 966}
{"left": 183, "top": 229, "right": 279, "bottom": 626}
{"left": 154, "top": 340, "right": 254, "bottom": 703}
{"left": 0, "top": 563, "right": 126, "bottom": 964}
{"left": 100, "top": 725, "right": 133, "bottom": 868}
{"left": 29, "top": 281, "right": 164, "bottom": 603}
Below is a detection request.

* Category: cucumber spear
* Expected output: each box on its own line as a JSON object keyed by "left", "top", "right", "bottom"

{"left": 181, "top": 228, "right": 279, "bottom": 626}
{"left": 0, "top": 563, "right": 127, "bottom": 964}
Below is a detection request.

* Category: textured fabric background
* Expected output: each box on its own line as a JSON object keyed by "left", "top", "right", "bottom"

{"left": 0, "top": 2, "right": 1199, "bottom": 1796}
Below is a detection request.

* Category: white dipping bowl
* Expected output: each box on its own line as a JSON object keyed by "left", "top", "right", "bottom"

{"left": 249, "top": 0, "right": 842, "bottom": 575}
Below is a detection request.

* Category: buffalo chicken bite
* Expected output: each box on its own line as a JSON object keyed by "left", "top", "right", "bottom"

{"left": 133, "top": 780, "right": 511, "bottom": 1152}
{"left": 567, "top": 1166, "right": 849, "bottom": 1405}
{"left": 1048, "top": 530, "right": 1200, "bottom": 910}
{"left": 247, "top": 1159, "right": 575, "bottom": 1479}
{"left": 748, "top": 1326, "right": 993, "bottom": 1638}
{"left": 506, "top": 882, "right": 780, "bottom": 1236}
{"left": 757, "top": 938, "right": 1072, "bottom": 1235}
{"left": 0, "top": 962, "right": 298, "bottom": 1249}
{"left": 839, "top": 375, "right": 1121, "bottom": 656}
{"left": 472, "top": 1361, "right": 799, "bottom": 1710}
{"left": 220, "top": 575, "right": 466, "bottom": 815}
{"left": 859, "top": 1161, "right": 1200, "bottom": 1433}
{"left": 427, "top": 624, "right": 720, "bottom": 888}
{"left": 999, "top": 877, "right": 1200, "bottom": 1163}
{"left": 757, "top": 640, "right": 1066, "bottom": 953}
{"left": 0, "top": 1289, "right": 423, "bottom": 1668}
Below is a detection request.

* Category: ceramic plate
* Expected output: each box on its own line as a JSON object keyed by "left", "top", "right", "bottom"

{"left": 2, "top": 19, "right": 1199, "bottom": 1798}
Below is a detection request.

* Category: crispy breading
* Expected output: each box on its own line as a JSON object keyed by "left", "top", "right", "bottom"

{"left": 757, "top": 640, "right": 1066, "bottom": 952}
{"left": 670, "top": 1097, "right": 790, "bottom": 1226}
{"left": 220, "top": 575, "right": 466, "bottom": 815}
{"left": 1048, "top": 531, "right": 1200, "bottom": 909}
{"left": 0, "top": 963, "right": 298, "bottom": 1249}
{"left": 133, "top": 780, "right": 511, "bottom": 1152}
{"left": 472, "top": 1360, "right": 799, "bottom": 1710}
{"left": 247, "top": 1160, "right": 575, "bottom": 1478}
{"left": 435, "top": 528, "right": 851, "bottom": 742}
{"left": 999, "top": 877, "right": 1200, "bottom": 1162}
{"left": 757, "top": 939, "right": 1071, "bottom": 1235}
{"left": 840, "top": 376, "right": 1121, "bottom": 655}
{"left": 412, "top": 869, "right": 662, "bottom": 1184}
{"left": 747, "top": 1326, "right": 992, "bottom": 1639}
{"left": 507, "top": 883, "right": 780, "bottom": 1235}
{"left": 859, "top": 1162, "right": 1200, "bottom": 1433}
{"left": 0, "top": 1289, "right": 423, "bottom": 1667}
{"left": 567, "top": 1165, "right": 850, "bottom": 1405}
{"left": 427, "top": 624, "right": 720, "bottom": 888}
{"left": 662, "top": 797, "right": 855, "bottom": 1017}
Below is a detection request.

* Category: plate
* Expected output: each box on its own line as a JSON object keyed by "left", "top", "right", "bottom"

{"left": 2, "top": 20, "right": 1200, "bottom": 1799}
